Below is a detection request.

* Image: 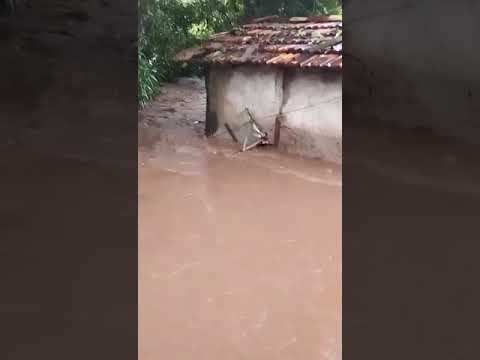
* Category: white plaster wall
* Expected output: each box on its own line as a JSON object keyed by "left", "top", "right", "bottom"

{"left": 281, "top": 70, "right": 342, "bottom": 163}
{"left": 208, "top": 66, "right": 342, "bottom": 163}
{"left": 208, "top": 65, "right": 283, "bottom": 137}
{"left": 344, "top": 0, "right": 480, "bottom": 143}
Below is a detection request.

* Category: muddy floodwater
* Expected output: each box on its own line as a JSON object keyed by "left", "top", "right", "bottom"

{"left": 139, "top": 78, "right": 342, "bottom": 360}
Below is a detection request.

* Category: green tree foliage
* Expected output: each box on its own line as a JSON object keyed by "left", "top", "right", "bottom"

{"left": 243, "top": 0, "right": 341, "bottom": 19}
{"left": 138, "top": 0, "right": 341, "bottom": 106}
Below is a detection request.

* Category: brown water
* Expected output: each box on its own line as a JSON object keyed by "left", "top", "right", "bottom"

{"left": 138, "top": 79, "right": 342, "bottom": 360}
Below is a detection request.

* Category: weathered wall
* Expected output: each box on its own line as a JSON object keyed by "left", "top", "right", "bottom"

{"left": 207, "top": 65, "right": 342, "bottom": 163}
{"left": 344, "top": 1, "right": 480, "bottom": 143}
{"left": 281, "top": 69, "right": 342, "bottom": 162}
{"left": 207, "top": 65, "right": 284, "bottom": 136}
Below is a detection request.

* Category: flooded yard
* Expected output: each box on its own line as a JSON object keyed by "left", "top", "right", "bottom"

{"left": 138, "top": 78, "right": 342, "bottom": 360}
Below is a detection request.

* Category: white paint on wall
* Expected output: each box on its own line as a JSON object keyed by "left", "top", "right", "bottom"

{"left": 208, "top": 65, "right": 283, "bottom": 136}
{"left": 207, "top": 66, "right": 342, "bottom": 163}
{"left": 281, "top": 70, "right": 342, "bottom": 162}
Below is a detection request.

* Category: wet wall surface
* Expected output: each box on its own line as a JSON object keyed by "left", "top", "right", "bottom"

{"left": 206, "top": 66, "right": 342, "bottom": 163}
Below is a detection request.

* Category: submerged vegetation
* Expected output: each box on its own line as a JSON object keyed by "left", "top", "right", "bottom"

{"left": 138, "top": 0, "right": 342, "bottom": 106}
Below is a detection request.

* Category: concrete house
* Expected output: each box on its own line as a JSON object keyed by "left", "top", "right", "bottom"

{"left": 177, "top": 15, "right": 342, "bottom": 163}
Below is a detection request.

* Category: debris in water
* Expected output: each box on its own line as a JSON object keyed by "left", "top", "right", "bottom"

{"left": 237, "top": 108, "right": 270, "bottom": 152}
{"left": 225, "top": 122, "right": 239, "bottom": 143}
{"left": 222, "top": 109, "right": 269, "bottom": 151}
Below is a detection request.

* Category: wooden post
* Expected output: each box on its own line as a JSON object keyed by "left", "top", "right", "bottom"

{"left": 204, "top": 65, "right": 218, "bottom": 136}
{"left": 274, "top": 114, "right": 282, "bottom": 146}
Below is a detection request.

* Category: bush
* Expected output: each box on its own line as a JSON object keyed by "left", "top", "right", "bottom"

{"left": 138, "top": 51, "right": 160, "bottom": 107}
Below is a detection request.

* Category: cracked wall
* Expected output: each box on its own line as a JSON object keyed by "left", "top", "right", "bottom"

{"left": 206, "top": 65, "right": 342, "bottom": 163}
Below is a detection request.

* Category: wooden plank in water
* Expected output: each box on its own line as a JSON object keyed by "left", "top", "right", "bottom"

{"left": 224, "top": 123, "right": 239, "bottom": 143}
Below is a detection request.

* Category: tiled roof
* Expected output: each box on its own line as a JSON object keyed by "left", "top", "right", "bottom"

{"left": 176, "top": 15, "right": 342, "bottom": 71}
